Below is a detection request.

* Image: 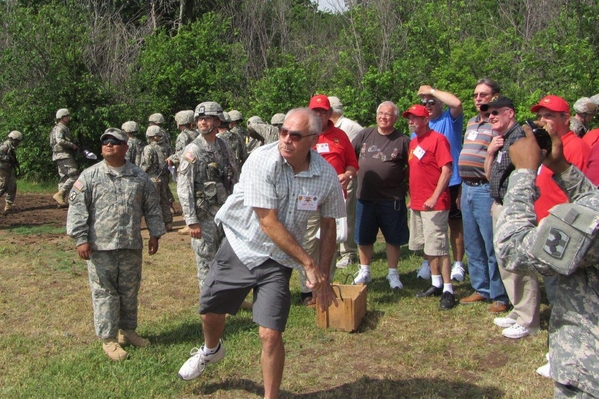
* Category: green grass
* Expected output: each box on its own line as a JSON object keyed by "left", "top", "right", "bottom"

{"left": 0, "top": 235, "right": 554, "bottom": 398}
{"left": 16, "top": 179, "right": 57, "bottom": 193}
{"left": 8, "top": 225, "right": 65, "bottom": 235}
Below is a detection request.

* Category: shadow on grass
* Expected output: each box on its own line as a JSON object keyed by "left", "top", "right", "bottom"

{"left": 195, "top": 375, "right": 504, "bottom": 398}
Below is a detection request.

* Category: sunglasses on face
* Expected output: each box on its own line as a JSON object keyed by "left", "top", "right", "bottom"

{"left": 421, "top": 99, "right": 436, "bottom": 106}
{"left": 484, "top": 110, "right": 504, "bottom": 117}
{"left": 102, "top": 138, "right": 123, "bottom": 146}
{"left": 279, "top": 128, "right": 318, "bottom": 142}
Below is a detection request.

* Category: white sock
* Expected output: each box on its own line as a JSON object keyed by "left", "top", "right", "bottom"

{"left": 388, "top": 268, "right": 398, "bottom": 276}
{"left": 431, "top": 275, "right": 443, "bottom": 288}
{"left": 443, "top": 283, "right": 454, "bottom": 294}
{"left": 360, "top": 265, "right": 370, "bottom": 272}
{"left": 203, "top": 342, "right": 219, "bottom": 355}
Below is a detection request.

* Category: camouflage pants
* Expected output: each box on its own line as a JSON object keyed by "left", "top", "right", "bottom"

{"left": 56, "top": 158, "right": 79, "bottom": 193}
{"left": 152, "top": 176, "right": 172, "bottom": 223}
{"left": 191, "top": 213, "right": 224, "bottom": 290}
{"left": 0, "top": 168, "right": 16, "bottom": 204}
{"left": 554, "top": 382, "right": 595, "bottom": 398}
{"left": 86, "top": 249, "right": 143, "bottom": 338}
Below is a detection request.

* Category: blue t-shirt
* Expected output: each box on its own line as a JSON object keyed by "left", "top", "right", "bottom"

{"left": 411, "top": 109, "right": 464, "bottom": 186}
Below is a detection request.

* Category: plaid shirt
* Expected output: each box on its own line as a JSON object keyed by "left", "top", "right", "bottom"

{"left": 489, "top": 122, "right": 525, "bottom": 203}
{"left": 215, "top": 142, "right": 346, "bottom": 270}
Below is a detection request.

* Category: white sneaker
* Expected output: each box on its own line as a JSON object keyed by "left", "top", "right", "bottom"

{"left": 502, "top": 323, "right": 530, "bottom": 339}
{"left": 493, "top": 317, "right": 517, "bottom": 328}
{"left": 353, "top": 269, "right": 372, "bottom": 284}
{"left": 417, "top": 260, "right": 431, "bottom": 280}
{"left": 451, "top": 261, "right": 465, "bottom": 282}
{"left": 336, "top": 254, "right": 355, "bottom": 269}
{"left": 536, "top": 353, "right": 551, "bottom": 378}
{"left": 386, "top": 273, "right": 403, "bottom": 290}
{"left": 178, "top": 341, "right": 225, "bottom": 381}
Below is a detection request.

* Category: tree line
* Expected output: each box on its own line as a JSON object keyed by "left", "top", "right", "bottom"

{"left": 1, "top": 0, "right": 598, "bottom": 180}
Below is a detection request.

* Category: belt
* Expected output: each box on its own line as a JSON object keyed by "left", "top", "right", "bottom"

{"left": 463, "top": 179, "right": 488, "bottom": 186}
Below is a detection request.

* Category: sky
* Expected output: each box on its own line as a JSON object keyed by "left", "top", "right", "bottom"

{"left": 316, "top": 0, "right": 348, "bottom": 13}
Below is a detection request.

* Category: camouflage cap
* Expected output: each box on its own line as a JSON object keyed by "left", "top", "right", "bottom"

{"left": 100, "top": 128, "right": 127, "bottom": 143}
{"left": 247, "top": 116, "right": 264, "bottom": 128}
{"left": 194, "top": 101, "right": 223, "bottom": 118}
{"left": 221, "top": 111, "right": 231, "bottom": 124}
{"left": 174, "top": 110, "right": 195, "bottom": 127}
{"left": 56, "top": 108, "right": 70, "bottom": 119}
{"left": 270, "top": 113, "right": 285, "bottom": 125}
{"left": 121, "top": 121, "right": 139, "bottom": 133}
{"left": 145, "top": 125, "right": 162, "bottom": 138}
{"left": 148, "top": 113, "right": 165, "bottom": 124}
{"left": 8, "top": 130, "right": 23, "bottom": 141}
{"left": 573, "top": 97, "right": 597, "bottom": 115}
{"left": 228, "top": 110, "right": 243, "bottom": 122}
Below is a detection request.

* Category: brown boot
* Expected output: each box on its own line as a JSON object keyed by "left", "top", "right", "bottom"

{"left": 117, "top": 330, "right": 150, "bottom": 347}
{"left": 177, "top": 225, "right": 190, "bottom": 235}
{"left": 102, "top": 338, "right": 128, "bottom": 361}
{"left": 52, "top": 190, "right": 68, "bottom": 207}
{"left": 3, "top": 203, "right": 12, "bottom": 213}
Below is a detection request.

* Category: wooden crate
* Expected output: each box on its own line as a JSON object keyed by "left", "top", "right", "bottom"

{"left": 316, "top": 284, "right": 367, "bottom": 332}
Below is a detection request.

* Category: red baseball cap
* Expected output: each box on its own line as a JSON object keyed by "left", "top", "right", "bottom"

{"left": 530, "top": 95, "right": 570, "bottom": 113}
{"left": 309, "top": 94, "right": 331, "bottom": 111}
{"left": 402, "top": 104, "right": 430, "bottom": 118}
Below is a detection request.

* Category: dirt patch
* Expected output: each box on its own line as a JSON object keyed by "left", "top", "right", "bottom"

{"left": 0, "top": 193, "right": 68, "bottom": 229}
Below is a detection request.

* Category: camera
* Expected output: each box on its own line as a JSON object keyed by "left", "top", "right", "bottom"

{"left": 525, "top": 120, "right": 552, "bottom": 154}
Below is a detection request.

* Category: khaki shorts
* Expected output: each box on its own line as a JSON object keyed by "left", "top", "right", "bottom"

{"left": 408, "top": 209, "right": 449, "bottom": 256}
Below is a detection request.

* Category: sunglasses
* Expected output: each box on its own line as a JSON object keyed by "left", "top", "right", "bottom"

{"left": 484, "top": 109, "right": 505, "bottom": 117}
{"left": 421, "top": 99, "right": 436, "bottom": 106}
{"left": 102, "top": 138, "right": 123, "bottom": 146}
{"left": 279, "top": 128, "right": 318, "bottom": 142}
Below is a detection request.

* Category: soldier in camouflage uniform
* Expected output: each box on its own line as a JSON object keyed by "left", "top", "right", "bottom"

{"left": 247, "top": 116, "right": 280, "bottom": 153}
{"left": 270, "top": 113, "right": 285, "bottom": 130}
{"left": 168, "top": 110, "right": 198, "bottom": 167}
{"left": 228, "top": 110, "right": 247, "bottom": 141}
{"left": 0, "top": 131, "right": 23, "bottom": 213}
{"left": 66, "top": 128, "right": 166, "bottom": 362}
{"left": 141, "top": 126, "right": 173, "bottom": 231}
{"left": 122, "top": 121, "right": 144, "bottom": 166}
{"left": 50, "top": 108, "right": 80, "bottom": 208}
{"left": 217, "top": 111, "right": 247, "bottom": 171}
{"left": 495, "top": 124, "right": 599, "bottom": 398}
{"left": 149, "top": 112, "right": 179, "bottom": 214}
{"left": 177, "top": 101, "right": 238, "bottom": 288}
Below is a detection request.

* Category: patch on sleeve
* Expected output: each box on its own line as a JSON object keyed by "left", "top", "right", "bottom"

{"left": 69, "top": 190, "right": 78, "bottom": 202}
{"left": 183, "top": 152, "right": 196, "bottom": 163}
{"left": 73, "top": 180, "right": 84, "bottom": 191}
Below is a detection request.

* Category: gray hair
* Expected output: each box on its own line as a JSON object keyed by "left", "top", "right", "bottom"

{"left": 476, "top": 78, "right": 501, "bottom": 95}
{"left": 377, "top": 101, "right": 399, "bottom": 116}
{"left": 285, "top": 108, "right": 322, "bottom": 135}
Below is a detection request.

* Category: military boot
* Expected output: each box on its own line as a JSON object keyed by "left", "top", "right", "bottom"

{"left": 52, "top": 190, "right": 68, "bottom": 207}
{"left": 178, "top": 225, "right": 190, "bottom": 235}
{"left": 102, "top": 338, "right": 128, "bottom": 361}
{"left": 117, "top": 329, "right": 150, "bottom": 348}
{"left": 4, "top": 202, "right": 12, "bottom": 213}
{"left": 165, "top": 222, "right": 173, "bottom": 232}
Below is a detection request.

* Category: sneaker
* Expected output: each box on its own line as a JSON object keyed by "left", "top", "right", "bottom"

{"left": 493, "top": 316, "right": 517, "bottom": 328}
{"left": 353, "top": 269, "right": 372, "bottom": 284}
{"left": 451, "top": 261, "right": 465, "bottom": 282}
{"left": 502, "top": 323, "right": 530, "bottom": 339}
{"left": 417, "top": 260, "right": 431, "bottom": 280}
{"left": 178, "top": 341, "right": 226, "bottom": 381}
{"left": 536, "top": 353, "right": 551, "bottom": 378}
{"left": 386, "top": 273, "right": 403, "bottom": 290}
{"left": 440, "top": 291, "right": 456, "bottom": 310}
{"left": 102, "top": 338, "right": 128, "bottom": 361}
{"left": 117, "top": 329, "right": 150, "bottom": 347}
{"left": 336, "top": 254, "right": 356, "bottom": 269}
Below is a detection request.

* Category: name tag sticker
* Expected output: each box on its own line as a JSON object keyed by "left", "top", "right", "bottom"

{"left": 316, "top": 143, "right": 330, "bottom": 154}
{"left": 496, "top": 151, "right": 503, "bottom": 163}
{"left": 297, "top": 195, "right": 318, "bottom": 211}
{"left": 413, "top": 146, "right": 425, "bottom": 160}
{"left": 466, "top": 131, "right": 478, "bottom": 141}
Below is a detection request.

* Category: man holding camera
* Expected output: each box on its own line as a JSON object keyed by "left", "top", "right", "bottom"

{"left": 495, "top": 121, "right": 599, "bottom": 398}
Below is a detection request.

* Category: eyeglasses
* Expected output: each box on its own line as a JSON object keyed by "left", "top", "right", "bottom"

{"left": 484, "top": 109, "right": 505, "bottom": 117}
{"left": 421, "top": 99, "right": 436, "bottom": 106}
{"left": 312, "top": 109, "right": 329, "bottom": 116}
{"left": 377, "top": 111, "right": 395, "bottom": 118}
{"left": 472, "top": 92, "right": 492, "bottom": 99}
{"left": 102, "top": 138, "right": 123, "bottom": 146}
{"left": 279, "top": 128, "right": 318, "bottom": 142}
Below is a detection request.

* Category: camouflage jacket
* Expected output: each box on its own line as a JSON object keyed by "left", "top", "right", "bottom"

{"left": 50, "top": 122, "right": 77, "bottom": 161}
{"left": 125, "top": 137, "right": 145, "bottom": 167}
{"left": 169, "top": 128, "right": 198, "bottom": 165}
{"left": 66, "top": 160, "right": 166, "bottom": 250}
{"left": 217, "top": 129, "right": 248, "bottom": 170}
{"left": 248, "top": 122, "right": 279, "bottom": 145}
{"left": 141, "top": 141, "right": 172, "bottom": 179}
{"left": 0, "top": 140, "right": 18, "bottom": 172}
{"left": 176, "top": 135, "right": 238, "bottom": 226}
{"left": 495, "top": 167, "right": 599, "bottom": 395}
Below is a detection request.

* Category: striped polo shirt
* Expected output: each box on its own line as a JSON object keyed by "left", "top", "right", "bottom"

{"left": 458, "top": 115, "right": 496, "bottom": 180}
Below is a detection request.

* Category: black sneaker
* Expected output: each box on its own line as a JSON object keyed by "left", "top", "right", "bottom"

{"left": 416, "top": 285, "right": 443, "bottom": 298}
{"left": 440, "top": 292, "right": 456, "bottom": 310}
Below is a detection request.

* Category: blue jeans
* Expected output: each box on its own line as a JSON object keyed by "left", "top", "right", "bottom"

{"left": 461, "top": 183, "right": 508, "bottom": 304}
